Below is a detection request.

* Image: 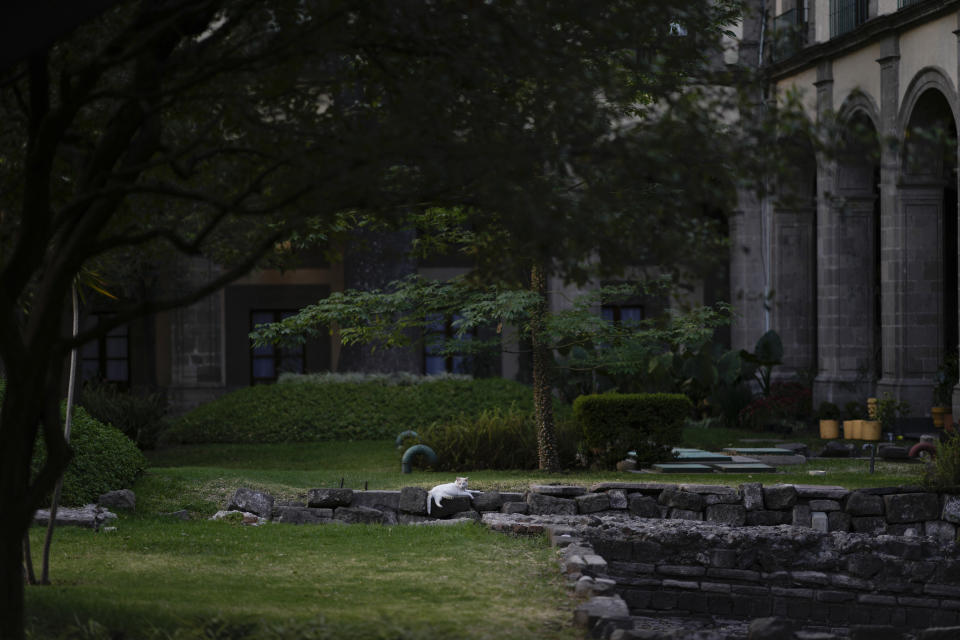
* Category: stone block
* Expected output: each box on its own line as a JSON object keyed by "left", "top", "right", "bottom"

{"left": 656, "top": 564, "right": 706, "bottom": 577}
{"left": 887, "top": 523, "right": 921, "bottom": 537}
{"left": 98, "top": 489, "right": 135, "bottom": 511}
{"left": 740, "top": 482, "right": 764, "bottom": 510}
{"left": 473, "top": 491, "right": 503, "bottom": 512}
{"left": 670, "top": 508, "right": 703, "bottom": 521}
{"left": 576, "top": 492, "right": 610, "bottom": 514}
{"left": 883, "top": 492, "right": 940, "bottom": 523}
{"left": 451, "top": 510, "right": 480, "bottom": 522}
{"left": 827, "top": 511, "right": 851, "bottom": 532}
{"left": 705, "top": 504, "right": 746, "bottom": 526}
{"left": 920, "top": 625, "right": 960, "bottom": 639}
{"left": 925, "top": 520, "right": 958, "bottom": 544}
{"left": 849, "top": 625, "right": 902, "bottom": 640}
{"left": 228, "top": 487, "right": 274, "bottom": 517}
{"left": 745, "top": 510, "right": 790, "bottom": 526}
{"left": 852, "top": 516, "right": 887, "bottom": 534}
{"left": 658, "top": 488, "right": 704, "bottom": 511}
{"left": 306, "top": 488, "right": 353, "bottom": 508}
{"left": 811, "top": 511, "right": 828, "bottom": 532}
{"left": 942, "top": 495, "right": 960, "bottom": 524}
{"left": 428, "top": 495, "right": 472, "bottom": 518}
{"left": 607, "top": 489, "right": 628, "bottom": 509}
{"left": 808, "top": 499, "right": 841, "bottom": 511}
{"left": 628, "top": 494, "right": 661, "bottom": 518}
{"left": 530, "top": 484, "right": 586, "bottom": 497}
{"left": 710, "top": 549, "right": 737, "bottom": 569}
{"left": 763, "top": 485, "right": 798, "bottom": 510}
{"left": 398, "top": 487, "right": 428, "bottom": 514}
{"left": 748, "top": 618, "right": 796, "bottom": 640}
{"left": 573, "top": 595, "right": 629, "bottom": 629}
{"left": 333, "top": 506, "right": 386, "bottom": 524}
{"left": 792, "top": 504, "right": 812, "bottom": 527}
{"left": 845, "top": 491, "right": 884, "bottom": 516}
{"left": 500, "top": 501, "right": 528, "bottom": 514}
{"left": 351, "top": 490, "right": 400, "bottom": 511}
{"left": 846, "top": 554, "right": 884, "bottom": 579}
{"left": 793, "top": 485, "right": 850, "bottom": 500}
{"left": 275, "top": 507, "right": 333, "bottom": 524}
{"left": 527, "top": 492, "right": 576, "bottom": 515}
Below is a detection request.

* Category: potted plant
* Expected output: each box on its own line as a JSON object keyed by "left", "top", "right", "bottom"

{"left": 875, "top": 392, "right": 910, "bottom": 441}
{"left": 818, "top": 401, "right": 840, "bottom": 439}
{"left": 843, "top": 401, "right": 865, "bottom": 440}
{"left": 933, "top": 355, "right": 958, "bottom": 429}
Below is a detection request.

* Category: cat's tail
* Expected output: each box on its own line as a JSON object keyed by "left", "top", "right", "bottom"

{"left": 426, "top": 493, "right": 432, "bottom": 515}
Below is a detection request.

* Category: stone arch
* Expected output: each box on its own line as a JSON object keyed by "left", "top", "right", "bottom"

{"left": 877, "top": 69, "right": 960, "bottom": 415}
{"left": 837, "top": 89, "right": 881, "bottom": 134}
{"left": 898, "top": 66, "right": 959, "bottom": 136}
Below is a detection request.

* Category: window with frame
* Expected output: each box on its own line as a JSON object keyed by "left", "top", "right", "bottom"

{"left": 250, "top": 310, "right": 305, "bottom": 384}
{"left": 424, "top": 313, "right": 473, "bottom": 375}
{"left": 79, "top": 313, "right": 130, "bottom": 385}
{"left": 830, "top": 0, "right": 868, "bottom": 38}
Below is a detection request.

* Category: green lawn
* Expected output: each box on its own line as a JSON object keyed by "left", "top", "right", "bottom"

{"left": 25, "top": 427, "right": 929, "bottom": 639}
{"left": 26, "top": 519, "right": 576, "bottom": 640}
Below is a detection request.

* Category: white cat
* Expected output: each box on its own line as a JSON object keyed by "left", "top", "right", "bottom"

{"left": 426, "top": 477, "right": 476, "bottom": 515}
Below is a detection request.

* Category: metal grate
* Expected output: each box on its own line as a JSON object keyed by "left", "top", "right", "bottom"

{"left": 898, "top": 0, "right": 926, "bottom": 8}
{"left": 830, "top": 0, "right": 869, "bottom": 38}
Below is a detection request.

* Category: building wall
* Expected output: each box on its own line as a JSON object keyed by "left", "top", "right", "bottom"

{"left": 735, "top": 0, "right": 960, "bottom": 415}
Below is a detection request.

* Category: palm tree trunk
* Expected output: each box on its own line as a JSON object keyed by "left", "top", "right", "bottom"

{"left": 530, "top": 264, "right": 560, "bottom": 471}
{"left": 40, "top": 284, "right": 78, "bottom": 584}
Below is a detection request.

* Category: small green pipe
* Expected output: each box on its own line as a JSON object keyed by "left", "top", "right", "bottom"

{"left": 401, "top": 444, "right": 437, "bottom": 474}
{"left": 395, "top": 430, "right": 419, "bottom": 449}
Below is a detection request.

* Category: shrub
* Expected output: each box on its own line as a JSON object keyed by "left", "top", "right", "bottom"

{"left": 167, "top": 374, "right": 567, "bottom": 443}
{"left": 574, "top": 392, "right": 690, "bottom": 468}
{"left": 31, "top": 406, "right": 147, "bottom": 507}
{"left": 78, "top": 380, "right": 169, "bottom": 449}
{"left": 925, "top": 433, "right": 960, "bottom": 490}
{"left": 737, "top": 382, "right": 812, "bottom": 430}
{"left": 419, "top": 407, "right": 581, "bottom": 470}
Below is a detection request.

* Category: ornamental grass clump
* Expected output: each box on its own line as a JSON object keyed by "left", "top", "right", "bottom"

{"left": 419, "top": 408, "right": 581, "bottom": 470}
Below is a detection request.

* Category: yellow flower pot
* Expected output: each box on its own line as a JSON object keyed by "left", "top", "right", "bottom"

{"left": 861, "top": 420, "right": 881, "bottom": 441}
{"left": 843, "top": 420, "right": 862, "bottom": 440}
{"left": 932, "top": 406, "right": 947, "bottom": 428}
{"left": 819, "top": 419, "right": 839, "bottom": 439}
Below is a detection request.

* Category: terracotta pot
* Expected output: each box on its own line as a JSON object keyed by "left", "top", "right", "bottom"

{"left": 819, "top": 419, "right": 839, "bottom": 439}
{"left": 861, "top": 420, "right": 881, "bottom": 441}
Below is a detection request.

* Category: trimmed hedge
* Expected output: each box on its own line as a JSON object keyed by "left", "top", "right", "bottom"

{"left": 167, "top": 375, "right": 565, "bottom": 443}
{"left": 419, "top": 408, "right": 581, "bottom": 471}
{"left": 574, "top": 392, "right": 691, "bottom": 468}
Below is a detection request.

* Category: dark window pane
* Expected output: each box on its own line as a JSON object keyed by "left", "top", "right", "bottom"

{"left": 601, "top": 308, "right": 615, "bottom": 323}
{"left": 106, "top": 336, "right": 127, "bottom": 358}
{"left": 278, "top": 357, "right": 303, "bottom": 374}
{"left": 80, "top": 341, "right": 99, "bottom": 358}
{"left": 105, "top": 360, "right": 128, "bottom": 382}
{"left": 81, "top": 360, "right": 100, "bottom": 380}
{"left": 252, "top": 358, "right": 275, "bottom": 379}
{"left": 620, "top": 306, "right": 644, "bottom": 323}
{"left": 252, "top": 343, "right": 274, "bottom": 356}
{"left": 425, "top": 356, "right": 447, "bottom": 375}
{"left": 251, "top": 311, "right": 274, "bottom": 327}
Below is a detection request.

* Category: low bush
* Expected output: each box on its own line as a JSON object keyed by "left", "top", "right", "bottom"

{"left": 574, "top": 392, "right": 690, "bottom": 468}
{"left": 167, "top": 374, "right": 566, "bottom": 443}
{"left": 78, "top": 380, "right": 168, "bottom": 449}
{"left": 32, "top": 407, "right": 147, "bottom": 507}
{"left": 737, "top": 382, "right": 812, "bottom": 430}
{"left": 419, "top": 407, "right": 581, "bottom": 471}
{"left": 926, "top": 433, "right": 960, "bottom": 490}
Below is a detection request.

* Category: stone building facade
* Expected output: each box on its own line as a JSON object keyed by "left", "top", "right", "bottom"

{"left": 732, "top": 0, "right": 960, "bottom": 416}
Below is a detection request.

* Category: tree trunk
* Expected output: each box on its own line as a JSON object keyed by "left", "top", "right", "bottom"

{"left": 530, "top": 264, "right": 560, "bottom": 471}
{"left": 1, "top": 517, "right": 26, "bottom": 640}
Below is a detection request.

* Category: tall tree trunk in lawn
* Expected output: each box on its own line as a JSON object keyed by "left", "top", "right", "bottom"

{"left": 530, "top": 263, "right": 560, "bottom": 472}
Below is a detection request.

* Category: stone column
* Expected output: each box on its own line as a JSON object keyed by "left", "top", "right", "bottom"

{"left": 815, "top": 186, "right": 877, "bottom": 404}
{"left": 877, "top": 179, "right": 946, "bottom": 412}
{"left": 729, "top": 188, "right": 768, "bottom": 353}
{"left": 771, "top": 203, "right": 817, "bottom": 378}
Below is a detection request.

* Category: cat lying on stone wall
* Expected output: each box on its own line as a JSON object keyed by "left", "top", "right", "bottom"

{"left": 426, "top": 477, "right": 477, "bottom": 515}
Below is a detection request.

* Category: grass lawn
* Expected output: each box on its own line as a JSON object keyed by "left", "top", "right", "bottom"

{"left": 24, "top": 425, "right": 929, "bottom": 639}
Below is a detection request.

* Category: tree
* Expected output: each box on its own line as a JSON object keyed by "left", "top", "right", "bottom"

{"left": 0, "top": 1, "right": 759, "bottom": 637}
